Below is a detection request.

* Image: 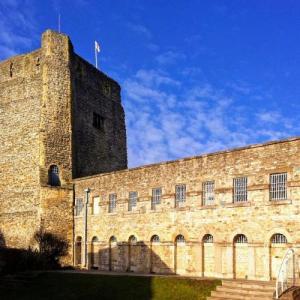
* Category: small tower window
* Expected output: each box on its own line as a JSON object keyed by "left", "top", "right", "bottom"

{"left": 48, "top": 165, "right": 60, "bottom": 186}
{"left": 93, "top": 112, "right": 105, "bottom": 130}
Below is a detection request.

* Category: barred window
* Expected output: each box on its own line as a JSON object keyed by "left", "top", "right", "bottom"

{"left": 110, "top": 236, "right": 117, "bottom": 245}
{"left": 109, "top": 193, "right": 117, "bottom": 213}
{"left": 203, "top": 234, "right": 213, "bottom": 243}
{"left": 271, "top": 233, "right": 287, "bottom": 244}
{"left": 234, "top": 234, "right": 248, "bottom": 244}
{"left": 203, "top": 181, "right": 215, "bottom": 205}
{"left": 93, "top": 112, "right": 105, "bottom": 130}
{"left": 270, "top": 173, "right": 287, "bottom": 201}
{"left": 151, "top": 188, "right": 162, "bottom": 209}
{"left": 151, "top": 235, "right": 160, "bottom": 244}
{"left": 75, "top": 198, "right": 84, "bottom": 216}
{"left": 176, "top": 234, "right": 185, "bottom": 244}
{"left": 233, "top": 177, "right": 248, "bottom": 202}
{"left": 48, "top": 165, "right": 60, "bottom": 186}
{"left": 129, "top": 235, "right": 137, "bottom": 244}
{"left": 128, "top": 191, "right": 137, "bottom": 211}
{"left": 93, "top": 197, "right": 100, "bottom": 215}
{"left": 175, "top": 184, "right": 186, "bottom": 206}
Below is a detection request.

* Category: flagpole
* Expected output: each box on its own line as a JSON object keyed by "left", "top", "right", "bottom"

{"left": 95, "top": 46, "right": 98, "bottom": 69}
{"left": 58, "top": 14, "right": 61, "bottom": 33}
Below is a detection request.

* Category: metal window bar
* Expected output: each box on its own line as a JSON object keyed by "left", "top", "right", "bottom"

{"left": 75, "top": 198, "right": 83, "bottom": 216}
{"left": 151, "top": 235, "right": 160, "bottom": 243}
{"left": 151, "top": 188, "right": 162, "bottom": 209}
{"left": 233, "top": 177, "right": 248, "bottom": 202}
{"left": 175, "top": 185, "right": 186, "bottom": 206}
{"left": 176, "top": 235, "right": 185, "bottom": 244}
{"left": 272, "top": 234, "right": 287, "bottom": 244}
{"left": 235, "top": 234, "right": 248, "bottom": 243}
{"left": 270, "top": 173, "right": 287, "bottom": 201}
{"left": 203, "top": 181, "right": 215, "bottom": 205}
{"left": 203, "top": 234, "right": 213, "bottom": 243}
{"left": 128, "top": 191, "right": 137, "bottom": 211}
{"left": 109, "top": 193, "right": 117, "bottom": 213}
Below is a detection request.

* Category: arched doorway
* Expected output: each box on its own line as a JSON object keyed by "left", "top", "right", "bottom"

{"left": 109, "top": 236, "right": 117, "bottom": 271}
{"left": 174, "top": 234, "right": 186, "bottom": 275}
{"left": 270, "top": 233, "right": 288, "bottom": 279}
{"left": 91, "top": 236, "right": 99, "bottom": 269}
{"left": 202, "top": 234, "right": 214, "bottom": 277}
{"left": 150, "top": 235, "right": 160, "bottom": 273}
{"left": 75, "top": 236, "right": 82, "bottom": 266}
{"left": 128, "top": 235, "right": 137, "bottom": 272}
{"left": 233, "top": 234, "right": 248, "bottom": 279}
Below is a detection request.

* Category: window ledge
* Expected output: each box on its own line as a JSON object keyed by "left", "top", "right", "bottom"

{"left": 107, "top": 212, "right": 118, "bottom": 215}
{"left": 123, "top": 210, "right": 139, "bottom": 215}
{"left": 224, "top": 201, "right": 251, "bottom": 208}
{"left": 200, "top": 204, "right": 218, "bottom": 210}
{"left": 267, "top": 199, "right": 292, "bottom": 206}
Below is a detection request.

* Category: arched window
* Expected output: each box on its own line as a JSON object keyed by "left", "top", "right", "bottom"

{"left": 203, "top": 234, "right": 213, "bottom": 243}
{"left": 234, "top": 234, "right": 248, "bottom": 244}
{"left": 92, "top": 236, "right": 99, "bottom": 243}
{"left": 110, "top": 236, "right": 117, "bottom": 244}
{"left": 175, "top": 234, "right": 185, "bottom": 244}
{"left": 129, "top": 235, "right": 137, "bottom": 244}
{"left": 271, "top": 233, "right": 287, "bottom": 244}
{"left": 151, "top": 235, "right": 160, "bottom": 244}
{"left": 48, "top": 165, "right": 60, "bottom": 186}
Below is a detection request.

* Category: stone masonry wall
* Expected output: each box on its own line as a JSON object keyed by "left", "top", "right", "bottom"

{"left": 0, "top": 49, "right": 42, "bottom": 248}
{"left": 74, "top": 137, "right": 300, "bottom": 280}
{"left": 71, "top": 54, "right": 127, "bottom": 178}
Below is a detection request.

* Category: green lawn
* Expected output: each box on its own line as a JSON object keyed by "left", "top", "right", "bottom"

{"left": 0, "top": 272, "right": 220, "bottom": 300}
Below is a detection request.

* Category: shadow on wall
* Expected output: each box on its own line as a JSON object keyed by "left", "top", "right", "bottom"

{"left": 0, "top": 230, "right": 72, "bottom": 275}
{"left": 75, "top": 235, "right": 190, "bottom": 275}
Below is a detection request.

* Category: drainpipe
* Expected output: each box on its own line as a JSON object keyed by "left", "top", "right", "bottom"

{"left": 83, "top": 188, "right": 90, "bottom": 269}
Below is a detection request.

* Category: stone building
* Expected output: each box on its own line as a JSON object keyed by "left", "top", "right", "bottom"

{"left": 1, "top": 30, "right": 300, "bottom": 281}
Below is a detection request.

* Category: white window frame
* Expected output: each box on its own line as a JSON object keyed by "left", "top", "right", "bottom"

{"left": 203, "top": 181, "right": 215, "bottom": 205}
{"left": 270, "top": 173, "right": 287, "bottom": 201}
{"left": 128, "top": 191, "right": 138, "bottom": 211}
{"left": 75, "top": 198, "right": 84, "bottom": 216}
{"left": 233, "top": 177, "right": 248, "bottom": 203}
{"left": 93, "top": 196, "right": 100, "bottom": 215}
{"left": 175, "top": 184, "right": 186, "bottom": 207}
{"left": 108, "top": 193, "right": 117, "bottom": 213}
{"left": 151, "top": 187, "right": 162, "bottom": 209}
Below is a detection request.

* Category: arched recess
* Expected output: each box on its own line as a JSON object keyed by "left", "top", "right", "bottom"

{"left": 128, "top": 235, "right": 137, "bottom": 272}
{"left": 75, "top": 236, "right": 82, "bottom": 266}
{"left": 48, "top": 165, "right": 60, "bottom": 186}
{"left": 109, "top": 236, "right": 117, "bottom": 271}
{"left": 91, "top": 236, "right": 99, "bottom": 269}
{"left": 150, "top": 235, "right": 160, "bottom": 273}
{"left": 174, "top": 234, "right": 186, "bottom": 275}
{"left": 202, "top": 234, "right": 214, "bottom": 277}
{"left": 270, "top": 233, "right": 288, "bottom": 279}
{"left": 233, "top": 234, "right": 249, "bottom": 279}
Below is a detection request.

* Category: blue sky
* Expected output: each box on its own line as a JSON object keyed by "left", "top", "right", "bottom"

{"left": 1, "top": 0, "right": 300, "bottom": 167}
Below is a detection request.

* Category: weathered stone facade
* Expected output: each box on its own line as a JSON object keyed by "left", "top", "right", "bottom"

{"left": 1, "top": 30, "right": 299, "bottom": 281}
{"left": 74, "top": 138, "right": 300, "bottom": 281}
{"left": 0, "top": 30, "right": 127, "bottom": 263}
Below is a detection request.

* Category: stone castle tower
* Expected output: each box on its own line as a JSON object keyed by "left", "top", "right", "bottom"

{"left": 0, "top": 30, "right": 127, "bottom": 256}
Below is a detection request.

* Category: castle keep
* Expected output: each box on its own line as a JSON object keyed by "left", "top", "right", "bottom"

{"left": 1, "top": 30, "right": 300, "bottom": 282}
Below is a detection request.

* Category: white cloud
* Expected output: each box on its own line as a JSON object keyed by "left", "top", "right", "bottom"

{"left": 122, "top": 68, "right": 298, "bottom": 167}
{"left": 0, "top": 1, "right": 38, "bottom": 60}
{"left": 127, "top": 22, "right": 152, "bottom": 39}
{"left": 155, "top": 51, "right": 186, "bottom": 65}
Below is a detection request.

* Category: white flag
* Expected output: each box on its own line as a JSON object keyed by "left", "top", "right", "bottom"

{"left": 95, "top": 41, "right": 100, "bottom": 53}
